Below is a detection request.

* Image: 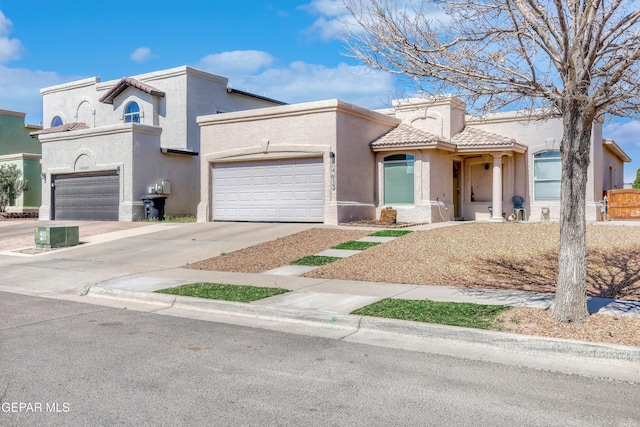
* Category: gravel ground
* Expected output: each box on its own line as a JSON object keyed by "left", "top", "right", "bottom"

{"left": 305, "top": 222, "right": 640, "bottom": 301}
{"left": 497, "top": 308, "right": 640, "bottom": 347}
{"left": 186, "top": 222, "right": 640, "bottom": 346}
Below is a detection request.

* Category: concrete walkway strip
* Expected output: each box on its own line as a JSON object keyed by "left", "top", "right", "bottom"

{"left": 356, "top": 236, "right": 396, "bottom": 243}
{"left": 252, "top": 291, "right": 382, "bottom": 314}
{"left": 263, "top": 265, "right": 318, "bottom": 276}
{"left": 315, "top": 249, "right": 362, "bottom": 258}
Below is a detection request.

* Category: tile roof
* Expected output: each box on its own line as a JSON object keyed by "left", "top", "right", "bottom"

{"left": 370, "top": 124, "right": 445, "bottom": 148}
{"left": 30, "top": 122, "right": 89, "bottom": 137}
{"left": 99, "top": 77, "right": 165, "bottom": 104}
{"left": 451, "top": 127, "right": 517, "bottom": 147}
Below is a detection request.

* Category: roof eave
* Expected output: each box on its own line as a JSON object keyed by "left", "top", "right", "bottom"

{"left": 99, "top": 78, "right": 166, "bottom": 104}
{"left": 370, "top": 141, "right": 456, "bottom": 152}
{"left": 456, "top": 142, "right": 527, "bottom": 154}
{"left": 603, "top": 139, "right": 632, "bottom": 162}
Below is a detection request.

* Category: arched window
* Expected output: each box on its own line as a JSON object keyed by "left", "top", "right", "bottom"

{"left": 51, "top": 116, "right": 63, "bottom": 127}
{"left": 383, "top": 154, "right": 415, "bottom": 205}
{"left": 124, "top": 102, "right": 140, "bottom": 123}
{"left": 534, "top": 151, "right": 561, "bottom": 200}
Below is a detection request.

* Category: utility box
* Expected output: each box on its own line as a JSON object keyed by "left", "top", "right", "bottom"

{"left": 34, "top": 226, "right": 80, "bottom": 249}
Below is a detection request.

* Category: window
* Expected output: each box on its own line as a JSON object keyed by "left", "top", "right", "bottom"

{"left": 124, "top": 102, "right": 140, "bottom": 123}
{"left": 534, "top": 151, "right": 561, "bottom": 200}
{"left": 51, "top": 116, "right": 63, "bottom": 127}
{"left": 383, "top": 154, "right": 414, "bottom": 204}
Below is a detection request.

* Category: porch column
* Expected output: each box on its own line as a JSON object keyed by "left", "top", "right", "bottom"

{"left": 491, "top": 153, "right": 504, "bottom": 222}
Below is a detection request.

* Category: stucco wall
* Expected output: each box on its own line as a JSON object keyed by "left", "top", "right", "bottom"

{"left": 602, "top": 146, "right": 625, "bottom": 192}
{"left": 0, "top": 110, "right": 42, "bottom": 211}
{"left": 0, "top": 110, "right": 41, "bottom": 155}
{"left": 198, "top": 99, "right": 399, "bottom": 224}
{"left": 390, "top": 96, "right": 466, "bottom": 139}
{"left": 37, "top": 66, "right": 285, "bottom": 220}
{"left": 335, "top": 108, "right": 398, "bottom": 223}
{"left": 39, "top": 124, "right": 162, "bottom": 220}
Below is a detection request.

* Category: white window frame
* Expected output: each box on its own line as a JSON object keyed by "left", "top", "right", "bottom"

{"left": 383, "top": 154, "right": 415, "bottom": 205}
{"left": 533, "top": 151, "right": 561, "bottom": 201}
{"left": 124, "top": 101, "right": 141, "bottom": 123}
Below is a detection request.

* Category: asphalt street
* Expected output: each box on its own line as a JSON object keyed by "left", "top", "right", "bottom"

{"left": 1, "top": 292, "right": 639, "bottom": 427}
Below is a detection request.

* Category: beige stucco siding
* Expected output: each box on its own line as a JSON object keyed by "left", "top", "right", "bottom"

{"left": 198, "top": 99, "right": 399, "bottom": 224}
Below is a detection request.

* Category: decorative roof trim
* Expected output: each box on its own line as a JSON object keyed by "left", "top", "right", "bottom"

{"left": 30, "top": 122, "right": 89, "bottom": 138}
{"left": 99, "top": 77, "right": 165, "bottom": 104}
{"left": 451, "top": 127, "right": 526, "bottom": 153}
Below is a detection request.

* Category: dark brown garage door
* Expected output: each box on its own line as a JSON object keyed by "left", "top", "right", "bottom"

{"left": 52, "top": 172, "right": 120, "bottom": 221}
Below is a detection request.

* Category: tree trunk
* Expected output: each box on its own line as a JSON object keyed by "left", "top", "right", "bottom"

{"left": 552, "top": 103, "right": 594, "bottom": 323}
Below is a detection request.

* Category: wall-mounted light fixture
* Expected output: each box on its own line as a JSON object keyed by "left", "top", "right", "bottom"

{"left": 40, "top": 172, "right": 46, "bottom": 182}
{"left": 484, "top": 163, "right": 490, "bottom": 170}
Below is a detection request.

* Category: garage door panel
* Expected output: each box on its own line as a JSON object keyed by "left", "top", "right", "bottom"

{"left": 213, "top": 158, "right": 324, "bottom": 222}
{"left": 53, "top": 172, "right": 119, "bottom": 221}
{"left": 309, "top": 190, "right": 323, "bottom": 200}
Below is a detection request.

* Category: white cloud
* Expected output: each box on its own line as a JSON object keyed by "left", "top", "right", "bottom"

{"left": 130, "top": 47, "right": 157, "bottom": 64}
{"left": 197, "top": 50, "right": 275, "bottom": 79}
{"left": 0, "top": 11, "right": 23, "bottom": 63}
{"left": 0, "top": 10, "right": 12, "bottom": 36}
{"left": 0, "top": 65, "right": 83, "bottom": 124}
{"left": 604, "top": 120, "right": 640, "bottom": 149}
{"left": 300, "top": 0, "right": 352, "bottom": 41}
{"left": 301, "top": 0, "right": 450, "bottom": 41}
{"left": 306, "top": 16, "right": 353, "bottom": 42}
{"left": 301, "top": 0, "right": 346, "bottom": 17}
{"left": 231, "top": 60, "right": 397, "bottom": 109}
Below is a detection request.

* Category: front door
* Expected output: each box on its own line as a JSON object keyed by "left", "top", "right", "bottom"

{"left": 453, "top": 161, "right": 461, "bottom": 218}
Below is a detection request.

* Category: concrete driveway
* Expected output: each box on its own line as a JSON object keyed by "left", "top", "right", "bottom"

{"left": 0, "top": 220, "right": 316, "bottom": 294}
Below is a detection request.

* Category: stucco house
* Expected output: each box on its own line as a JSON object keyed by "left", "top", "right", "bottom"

{"left": 197, "top": 95, "right": 630, "bottom": 225}
{"left": 0, "top": 109, "right": 42, "bottom": 213}
{"left": 31, "top": 66, "right": 284, "bottom": 221}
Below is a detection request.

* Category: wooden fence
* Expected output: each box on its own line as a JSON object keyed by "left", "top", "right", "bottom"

{"left": 607, "top": 189, "right": 640, "bottom": 220}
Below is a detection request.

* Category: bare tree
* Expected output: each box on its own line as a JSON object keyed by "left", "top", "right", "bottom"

{"left": 342, "top": 0, "right": 640, "bottom": 322}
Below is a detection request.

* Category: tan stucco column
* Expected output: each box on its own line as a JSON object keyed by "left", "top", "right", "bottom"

{"left": 491, "top": 153, "right": 504, "bottom": 222}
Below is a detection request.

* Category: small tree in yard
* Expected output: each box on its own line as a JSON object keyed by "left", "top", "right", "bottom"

{"left": 343, "top": 0, "right": 640, "bottom": 322}
{"left": 633, "top": 168, "right": 640, "bottom": 189}
{"left": 0, "top": 164, "right": 29, "bottom": 213}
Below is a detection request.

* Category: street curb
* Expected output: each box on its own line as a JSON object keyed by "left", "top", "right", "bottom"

{"left": 86, "top": 286, "right": 362, "bottom": 330}
{"left": 357, "top": 316, "right": 640, "bottom": 365}
{"left": 85, "top": 286, "right": 640, "bottom": 366}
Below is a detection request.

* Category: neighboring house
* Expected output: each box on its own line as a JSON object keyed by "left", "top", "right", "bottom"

{"left": 0, "top": 109, "right": 42, "bottom": 213}
{"left": 31, "top": 66, "right": 284, "bottom": 221}
{"left": 197, "top": 95, "right": 630, "bottom": 224}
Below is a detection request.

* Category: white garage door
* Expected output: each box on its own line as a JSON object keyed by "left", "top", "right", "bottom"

{"left": 213, "top": 158, "right": 324, "bottom": 222}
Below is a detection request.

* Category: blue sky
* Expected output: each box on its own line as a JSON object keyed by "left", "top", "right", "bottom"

{"left": 0, "top": 0, "right": 638, "bottom": 182}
